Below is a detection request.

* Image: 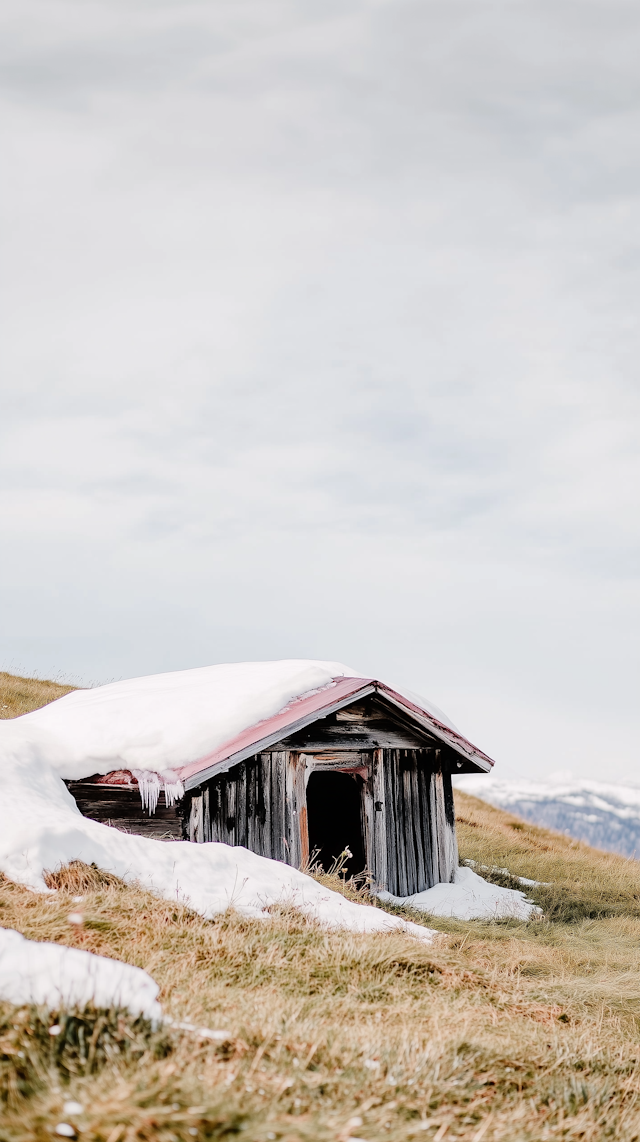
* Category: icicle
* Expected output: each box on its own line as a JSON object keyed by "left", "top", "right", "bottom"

{"left": 161, "top": 770, "right": 184, "bottom": 808}
{"left": 132, "top": 770, "right": 161, "bottom": 815}
{"left": 131, "top": 769, "right": 184, "bottom": 814}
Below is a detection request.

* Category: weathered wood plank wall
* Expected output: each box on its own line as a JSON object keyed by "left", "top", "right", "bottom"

{"left": 65, "top": 781, "right": 184, "bottom": 840}
{"left": 186, "top": 741, "right": 458, "bottom": 894}
{"left": 190, "top": 751, "right": 303, "bottom": 863}
{"left": 380, "top": 748, "right": 457, "bottom": 896}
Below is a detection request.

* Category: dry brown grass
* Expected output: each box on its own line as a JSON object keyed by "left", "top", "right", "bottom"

{"left": 3, "top": 674, "right": 640, "bottom": 1139}
{"left": 455, "top": 789, "right": 640, "bottom": 923}
{"left": 0, "top": 670, "right": 76, "bottom": 719}
{"left": 4, "top": 827, "right": 640, "bottom": 1141}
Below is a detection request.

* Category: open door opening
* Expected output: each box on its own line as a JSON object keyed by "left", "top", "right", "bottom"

{"left": 306, "top": 771, "right": 366, "bottom": 878}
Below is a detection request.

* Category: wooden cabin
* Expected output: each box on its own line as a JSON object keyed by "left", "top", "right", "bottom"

{"left": 66, "top": 676, "right": 493, "bottom": 897}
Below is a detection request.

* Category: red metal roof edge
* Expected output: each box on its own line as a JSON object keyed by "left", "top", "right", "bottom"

{"left": 177, "top": 676, "right": 494, "bottom": 784}
{"left": 374, "top": 682, "right": 495, "bottom": 768}
{"left": 176, "top": 677, "right": 372, "bottom": 782}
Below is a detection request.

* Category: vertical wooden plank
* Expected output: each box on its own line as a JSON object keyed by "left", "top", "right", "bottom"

{"left": 371, "top": 748, "right": 387, "bottom": 892}
{"left": 271, "top": 751, "right": 286, "bottom": 862}
{"left": 394, "top": 751, "right": 409, "bottom": 897}
{"left": 428, "top": 753, "right": 441, "bottom": 885}
{"left": 400, "top": 752, "right": 411, "bottom": 895}
{"left": 297, "top": 753, "right": 308, "bottom": 867}
{"left": 433, "top": 767, "right": 446, "bottom": 884}
{"left": 188, "top": 793, "right": 196, "bottom": 842}
{"left": 248, "top": 755, "right": 262, "bottom": 857}
{"left": 190, "top": 792, "right": 204, "bottom": 843}
{"left": 226, "top": 777, "right": 237, "bottom": 847}
{"left": 236, "top": 762, "right": 247, "bottom": 848}
{"left": 259, "top": 753, "right": 271, "bottom": 859}
{"left": 362, "top": 752, "right": 374, "bottom": 888}
{"left": 441, "top": 766, "right": 459, "bottom": 882}
{"left": 383, "top": 749, "right": 402, "bottom": 896}
{"left": 284, "top": 750, "right": 296, "bottom": 867}
{"left": 299, "top": 804, "right": 309, "bottom": 868}
{"left": 284, "top": 751, "right": 307, "bottom": 868}
{"left": 207, "top": 782, "right": 217, "bottom": 842}
{"left": 213, "top": 781, "right": 224, "bottom": 843}
{"left": 418, "top": 753, "right": 435, "bottom": 889}
{"left": 203, "top": 786, "right": 211, "bottom": 842}
{"left": 196, "top": 792, "right": 204, "bottom": 843}
{"left": 402, "top": 751, "right": 421, "bottom": 895}
{"left": 383, "top": 748, "right": 397, "bottom": 894}
{"left": 219, "top": 780, "right": 228, "bottom": 844}
{"left": 410, "top": 751, "right": 427, "bottom": 892}
{"left": 430, "top": 750, "right": 457, "bottom": 884}
{"left": 245, "top": 759, "right": 255, "bottom": 854}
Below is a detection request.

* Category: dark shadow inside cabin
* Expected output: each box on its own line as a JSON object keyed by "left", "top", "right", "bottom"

{"left": 306, "top": 771, "right": 366, "bottom": 878}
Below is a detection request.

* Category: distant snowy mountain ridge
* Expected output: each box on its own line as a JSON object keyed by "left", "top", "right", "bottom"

{"left": 454, "top": 776, "right": 640, "bottom": 859}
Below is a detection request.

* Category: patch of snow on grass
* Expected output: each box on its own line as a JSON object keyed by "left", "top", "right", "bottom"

{"left": 463, "top": 858, "right": 550, "bottom": 888}
{"left": 378, "top": 866, "right": 541, "bottom": 921}
{"left": 0, "top": 927, "right": 162, "bottom": 1020}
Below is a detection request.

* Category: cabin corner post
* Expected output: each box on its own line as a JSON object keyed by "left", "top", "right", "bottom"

{"left": 189, "top": 790, "right": 205, "bottom": 843}
{"left": 442, "top": 764, "right": 459, "bottom": 882}
{"left": 283, "top": 750, "right": 307, "bottom": 868}
{"left": 369, "top": 747, "right": 387, "bottom": 892}
{"left": 430, "top": 753, "right": 458, "bottom": 884}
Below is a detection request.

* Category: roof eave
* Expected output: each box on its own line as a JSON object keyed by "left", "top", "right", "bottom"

{"left": 182, "top": 683, "right": 376, "bottom": 790}
{"left": 373, "top": 684, "right": 495, "bottom": 773}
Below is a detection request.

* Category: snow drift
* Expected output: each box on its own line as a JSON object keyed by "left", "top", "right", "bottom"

{"left": 16, "top": 660, "right": 361, "bottom": 780}
{"left": 379, "top": 865, "right": 541, "bottom": 921}
{"left": 0, "top": 928, "right": 162, "bottom": 1021}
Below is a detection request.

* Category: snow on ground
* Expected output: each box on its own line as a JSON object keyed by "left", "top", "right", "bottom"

{"left": 0, "top": 928, "right": 162, "bottom": 1020}
{"left": 378, "top": 866, "right": 541, "bottom": 921}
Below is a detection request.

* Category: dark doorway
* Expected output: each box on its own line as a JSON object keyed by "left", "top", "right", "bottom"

{"left": 306, "top": 771, "right": 366, "bottom": 878}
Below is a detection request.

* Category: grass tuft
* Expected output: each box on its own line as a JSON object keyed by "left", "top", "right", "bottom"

{"left": 44, "top": 861, "right": 123, "bottom": 894}
{"left": 0, "top": 1005, "right": 167, "bottom": 1108}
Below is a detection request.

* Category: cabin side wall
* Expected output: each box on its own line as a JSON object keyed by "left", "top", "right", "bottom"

{"left": 380, "top": 748, "right": 458, "bottom": 896}
{"left": 188, "top": 750, "right": 307, "bottom": 867}
{"left": 187, "top": 740, "right": 459, "bottom": 894}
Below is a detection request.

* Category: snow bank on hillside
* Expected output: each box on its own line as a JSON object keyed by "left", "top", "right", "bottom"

{"left": 16, "top": 660, "right": 360, "bottom": 780}
{"left": 0, "top": 727, "right": 434, "bottom": 940}
{"left": 454, "top": 774, "right": 640, "bottom": 857}
{"left": 378, "top": 866, "right": 541, "bottom": 921}
{"left": 0, "top": 928, "right": 162, "bottom": 1020}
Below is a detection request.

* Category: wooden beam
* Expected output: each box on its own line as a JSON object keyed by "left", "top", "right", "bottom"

{"left": 370, "top": 748, "right": 387, "bottom": 892}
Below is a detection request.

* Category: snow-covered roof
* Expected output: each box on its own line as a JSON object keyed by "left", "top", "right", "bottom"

{"left": 178, "top": 675, "right": 494, "bottom": 788}
{"left": 15, "top": 659, "right": 494, "bottom": 787}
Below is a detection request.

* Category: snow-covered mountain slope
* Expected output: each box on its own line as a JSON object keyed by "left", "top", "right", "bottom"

{"left": 455, "top": 776, "right": 640, "bottom": 859}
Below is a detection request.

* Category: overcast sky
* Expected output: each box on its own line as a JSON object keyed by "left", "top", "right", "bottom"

{"left": 2, "top": 0, "right": 640, "bottom": 781}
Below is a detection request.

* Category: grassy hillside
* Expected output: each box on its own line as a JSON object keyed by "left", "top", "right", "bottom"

{"left": 0, "top": 670, "right": 76, "bottom": 718}
{"left": 3, "top": 673, "right": 640, "bottom": 1140}
{"left": 3, "top": 796, "right": 640, "bottom": 1139}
